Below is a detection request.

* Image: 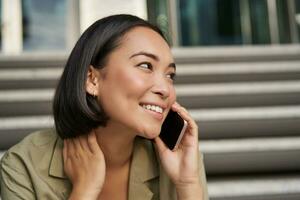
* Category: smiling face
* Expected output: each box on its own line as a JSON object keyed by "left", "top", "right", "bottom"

{"left": 89, "top": 27, "right": 176, "bottom": 139}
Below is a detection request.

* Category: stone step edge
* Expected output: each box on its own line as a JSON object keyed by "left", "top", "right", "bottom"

{"left": 172, "top": 45, "right": 300, "bottom": 63}
{"left": 176, "top": 61, "right": 300, "bottom": 75}
{"left": 0, "top": 116, "right": 54, "bottom": 129}
{"left": 208, "top": 174, "right": 300, "bottom": 198}
{"left": 199, "top": 136, "right": 300, "bottom": 153}
{"left": 191, "top": 105, "right": 300, "bottom": 121}
{"left": 0, "top": 53, "right": 67, "bottom": 68}
{"left": 175, "top": 80, "right": 300, "bottom": 96}
{"left": 0, "top": 68, "right": 62, "bottom": 80}
{"left": 0, "top": 89, "right": 54, "bottom": 102}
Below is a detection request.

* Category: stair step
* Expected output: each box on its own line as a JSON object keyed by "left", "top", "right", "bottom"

{"left": 176, "top": 80, "right": 300, "bottom": 108}
{"left": 0, "top": 53, "right": 67, "bottom": 68}
{"left": 0, "top": 115, "right": 53, "bottom": 149}
{"left": 172, "top": 45, "right": 300, "bottom": 64}
{"left": 0, "top": 89, "right": 54, "bottom": 116}
{"left": 192, "top": 105, "right": 300, "bottom": 139}
{"left": 176, "top": 81, "right": 300, "bottom": 95}
{"left": 0, "top": 101, "right": 52, "bottom": 116}
{"left": 0, "top": 89, "right": 54, "bottom": 102}
{"left": 0, "top": 68, "right": 62, "bottom": 80}
{"left": 208, "top": 174, "right": 300, "bottom": 200}
{"left": 1, "top": 47, "right": 299, "bottom": 200}
{"left": 177, "top": 61, "right": 300, "bottom": 75}
{"left": 0, "top": 68, "right": 61, "bottom": 89}
{"left": 191, "top": 106, "right": 300, "bottom": 121}
{"left": 0, "top": 80, "right": 58, "bottom": 90}
{"left": 175, "top": 61, "right": 300, "bottom": 83}
{"left": 200, "top": 137, "right": 300, "bottom": 174}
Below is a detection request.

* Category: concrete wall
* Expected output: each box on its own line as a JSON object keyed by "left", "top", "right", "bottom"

{"left": 80, "top": 0, "right": 147, "bottom": 32}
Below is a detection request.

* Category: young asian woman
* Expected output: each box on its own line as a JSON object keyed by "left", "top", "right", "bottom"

{"left": 0, "top": 14, "right": 209, "bottom": 200}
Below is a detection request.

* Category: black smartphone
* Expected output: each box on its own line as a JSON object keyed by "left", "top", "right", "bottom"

{"left": 159, "top": 110, "right": 188, "bottom": 151}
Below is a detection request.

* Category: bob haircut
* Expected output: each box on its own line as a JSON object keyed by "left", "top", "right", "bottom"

{"left": 53, "top": 14, "right": 168, "bottom": 139}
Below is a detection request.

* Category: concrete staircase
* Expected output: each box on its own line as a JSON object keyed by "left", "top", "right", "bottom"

{"left": 173, "top": 46, "right": 300, "bottom": 200}
{"left": 1, "top": 45, "right": 300, "bottom": 199}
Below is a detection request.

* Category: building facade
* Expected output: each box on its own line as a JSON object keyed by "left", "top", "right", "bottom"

{"left": 1, "top": 0, "right": 300, "bottom": 54}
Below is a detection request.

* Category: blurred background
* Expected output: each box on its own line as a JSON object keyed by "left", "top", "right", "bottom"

{"left": 0, "top": 0, "right": 300, "bottom": 199}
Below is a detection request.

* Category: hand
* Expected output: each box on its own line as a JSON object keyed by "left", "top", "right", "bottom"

{"left": 63, "top": 130, "right": 106, "bottom": 200}
{"left": 154, "top": 102, "right": 200, "bottom": 187}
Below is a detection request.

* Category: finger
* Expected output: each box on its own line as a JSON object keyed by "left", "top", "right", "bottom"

{"left": 69, "top": 138, "right": 81, "bottom": 160}
{"left": 172, "top": 105, "right": 192, "bottom": 125}
{"left": 172, "top": 104, "right": 198, "bottom": 138}
{"left": 88, "top": 130, "right": 101, "bottom": 154}
{"left": 172, "top": 102, "right": 188, "bottom": 114}
{"left": 72, "top": 136, "right": 84, "bottom": 153}
{"left": 173, "top": 102, "right": 196, "bottom": 126}
{"left": 154, "top": 137, "right": 169, "bottom": 154}
{"left": 79, "top": 134, "right": 90, "bottom": 153}
{"left": 179, "top": 111, "right": 198, "bottom": 139}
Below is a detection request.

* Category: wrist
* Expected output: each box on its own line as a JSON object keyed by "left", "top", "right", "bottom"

{"left": 175, "top": 182, "right": 203, "bottom": 200}
{"left": 68, "top": 185, "right": 101, "bottom": 200}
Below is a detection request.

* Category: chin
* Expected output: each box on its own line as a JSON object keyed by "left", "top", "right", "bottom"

{"left": 139, "top": 126, "right": 161, "bottom": 139}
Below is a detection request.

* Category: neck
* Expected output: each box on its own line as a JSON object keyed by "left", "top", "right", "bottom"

{"left": 94, "top": 121, "right": 136, "bottom": 169}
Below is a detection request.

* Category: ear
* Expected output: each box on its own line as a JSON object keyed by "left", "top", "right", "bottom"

{"left": 86, "top": 65, "right": 101, "bottom": 97}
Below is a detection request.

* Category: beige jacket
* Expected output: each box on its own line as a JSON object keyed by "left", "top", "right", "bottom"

{"left": 0, "top": 129, "right": 209, "bottom": 199}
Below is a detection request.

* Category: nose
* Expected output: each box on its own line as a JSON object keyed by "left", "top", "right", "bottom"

{"left": 151, "top": 75, "right": 171, "bottom": 99}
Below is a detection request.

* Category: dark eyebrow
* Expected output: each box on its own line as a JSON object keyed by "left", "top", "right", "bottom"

{"left": 129, "top": 51, "right": 176, "bottom": 70}
{"left": 129, "top": 51, "right": 159, "bottom": 61}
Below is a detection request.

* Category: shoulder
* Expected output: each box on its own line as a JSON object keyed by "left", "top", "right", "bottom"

{"left": 0, "top": 129, "right": 67, "bottom": 199}
{"left": 1, "top": 128, "right": 58, "bottom": 170}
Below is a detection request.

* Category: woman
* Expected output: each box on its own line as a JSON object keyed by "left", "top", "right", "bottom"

{"left": 0, "top": 14, "right": 209, "bottom": 200}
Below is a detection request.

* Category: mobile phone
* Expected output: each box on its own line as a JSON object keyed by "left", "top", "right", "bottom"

{"left": 159, "top": 110, "right": 188, "bottom": 151}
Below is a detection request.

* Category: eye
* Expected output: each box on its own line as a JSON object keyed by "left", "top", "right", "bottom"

{"left": 166, "top": 72, "right": 176, "bottom": 81}
{"left": 138, "top": 62, "right": 152, "bottom": 70}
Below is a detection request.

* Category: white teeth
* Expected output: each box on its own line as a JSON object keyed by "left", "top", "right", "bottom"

{"left": 142, "top": 104, "right": 163, "bottom": 114}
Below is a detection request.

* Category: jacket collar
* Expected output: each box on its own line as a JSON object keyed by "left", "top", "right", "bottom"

{"left": 128, "top": 137, "right": 159, "bottom": 199}
{"left": 49, "top": 136, "right": 67, "bottom": 179}
{"left": 131, "top": 137, "right": 159, "bottom": 181}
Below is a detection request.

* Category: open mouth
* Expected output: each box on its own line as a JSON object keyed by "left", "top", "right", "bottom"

{"left": 140, "top": 103, "right": 164, "bottom": 114}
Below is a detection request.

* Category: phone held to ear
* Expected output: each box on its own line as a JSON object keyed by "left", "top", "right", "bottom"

{"left": 159, "top": 110, "right": 188, "bottom": 151}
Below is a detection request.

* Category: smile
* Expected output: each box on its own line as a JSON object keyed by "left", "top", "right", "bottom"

{"left": 141, "top": 104, "right": 163, "bottom": 114}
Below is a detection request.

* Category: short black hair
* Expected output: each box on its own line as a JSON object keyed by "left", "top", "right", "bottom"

{"left": 53, "top": 14, "right": 167, "bottom": 139}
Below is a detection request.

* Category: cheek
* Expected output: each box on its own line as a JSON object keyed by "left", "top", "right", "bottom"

{"left": 117, "top": 70, "right": 149, "bottom": 99}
